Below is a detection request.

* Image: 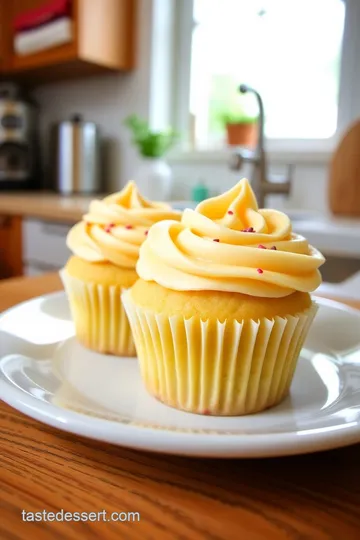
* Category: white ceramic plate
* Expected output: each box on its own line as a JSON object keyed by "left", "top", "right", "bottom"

{"left": 1, "top": 292, "right": 360, "bottom": 458}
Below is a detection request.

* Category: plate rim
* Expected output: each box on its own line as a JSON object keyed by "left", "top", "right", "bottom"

{"left": 1, "top": 291, "right": 360, "bottom": 458}
{"left": 1, "top": 290, "right": 360, "bottom": 323}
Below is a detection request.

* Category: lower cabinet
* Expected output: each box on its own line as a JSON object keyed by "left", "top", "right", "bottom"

{"left": 23, "top": 218, "right": 73, "bottom": 275}
{"left": 0, "top": 215, "right": 22, "bottom": 279}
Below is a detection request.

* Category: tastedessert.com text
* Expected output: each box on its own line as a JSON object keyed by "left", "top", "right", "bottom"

{"left": 21, "top": 509, "right": 140, "bottom": 523}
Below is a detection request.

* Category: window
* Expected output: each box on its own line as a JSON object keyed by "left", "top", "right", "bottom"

{"left": 178, "top": 0, "right": 346, "bottom": 150}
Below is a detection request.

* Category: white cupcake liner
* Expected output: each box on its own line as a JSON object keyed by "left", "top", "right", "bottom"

{"left": 61, "top": 270, "right": 136, "bottom": 357}
{"left": 123, "top": 290, "right": 318, "bottom": 415}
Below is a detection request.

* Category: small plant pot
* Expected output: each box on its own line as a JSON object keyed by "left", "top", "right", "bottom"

{"left": 226, "top": 122, "right": 258, "bottom": 148}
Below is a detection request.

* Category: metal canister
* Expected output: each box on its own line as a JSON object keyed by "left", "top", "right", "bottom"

{"left": 52, "top": 114, "right": 100, "bottom": 194}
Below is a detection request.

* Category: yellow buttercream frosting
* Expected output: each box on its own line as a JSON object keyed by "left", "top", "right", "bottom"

{"left": 136, "top": 178, "right": 325, "bottom": 298}
{"left": 66, "top": 181, "right": 181, "bottom": 269}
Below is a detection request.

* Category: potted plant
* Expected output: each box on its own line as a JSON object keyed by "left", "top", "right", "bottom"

{"left": 124, "top": 115, "right": 177, "bottom": 201}
{"left": 220, "top": 109, "right": 258, "bottom": 148}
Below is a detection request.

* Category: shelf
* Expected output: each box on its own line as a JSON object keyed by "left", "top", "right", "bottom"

{"left": 0, "top": 0, "right": 136, "bottom": 84}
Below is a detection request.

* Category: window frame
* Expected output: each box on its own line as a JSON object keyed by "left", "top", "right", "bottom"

{"left": 170, "top": 0, "right": 355, "bottom": 165}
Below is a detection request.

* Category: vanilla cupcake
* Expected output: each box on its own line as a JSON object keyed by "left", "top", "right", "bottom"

{"left": 61, "top": 181, "right": 181, "bottom": 356}
{"left": 123, "top": 178, "right": 325, "bottom": 415}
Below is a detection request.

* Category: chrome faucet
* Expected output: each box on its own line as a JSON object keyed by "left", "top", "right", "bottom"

{"left": 229, "top": 84, "right": 292, "bottom": 208}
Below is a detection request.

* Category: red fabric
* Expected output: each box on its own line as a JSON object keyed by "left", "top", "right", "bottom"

{"left": 14, "top": 0, "right": 72, "bottom": 32}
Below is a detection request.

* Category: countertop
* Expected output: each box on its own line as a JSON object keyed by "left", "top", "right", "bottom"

{"left": 0, "top": 192, "right": 190, "bottom": 223}
{"left": 1, "top": 191, "right": 360, "bottom": 258}
{"left": 293, "top": 215, "right": 360, "bottom": 258}
{"left": 1, "top": 273, "right": 360, "bottom": 539}
{"left": 0, "top": 191, "right": 99, "bottom": 223}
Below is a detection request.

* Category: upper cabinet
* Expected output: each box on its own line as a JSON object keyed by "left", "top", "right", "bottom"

{"left": 0, "top": 1, "right": 11, "bottom": 73}
{"left": 0, "top": 0, "right": 136, "bottom": 83}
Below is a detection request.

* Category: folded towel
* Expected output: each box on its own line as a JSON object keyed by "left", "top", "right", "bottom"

{"left": 14, "top": 17, "right": 72, "bottom": 56}
{"left": 14, "top": 0, "right": 72, "bottom": 32}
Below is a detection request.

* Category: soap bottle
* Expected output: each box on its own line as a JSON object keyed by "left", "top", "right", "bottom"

{"left": 191, "top": 180, "right": 209, "bottom": 203}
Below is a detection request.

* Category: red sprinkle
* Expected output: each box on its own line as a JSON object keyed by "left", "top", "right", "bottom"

{"left": 213, "top": 238, "right": 220, "bottom": 242}
{"left": 228, "top": 210, "right": 234, "bottom": 215}
{"left": 125, "top": 225, "right": 133, "bottom": 230}
{"left": 241, "top": 227, "right": 255, "bottom": 233}
{"left": 104, "top": 223, "right": 115, "bottom": 233}
{"left": 203, "top": 409, "right": 211, "bottom": 415}
{"left": 258, "top": 244, "right": 266, "bottom": 249}
{"left": 144, "top": 230, "right": 149, "bottom": 236}
{"left": 257, "top": 268, "right": 264, "bottom": 274}
{"left": 271, "top": 245, "right": 277, "bottom": 250}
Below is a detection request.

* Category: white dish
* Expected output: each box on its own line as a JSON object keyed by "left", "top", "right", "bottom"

{"left": 1, "top": 292, "right": 360, "bottom": 458}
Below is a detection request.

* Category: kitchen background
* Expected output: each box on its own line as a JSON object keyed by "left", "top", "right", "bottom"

{"left": 0, "top": 0, "right": 360, "bottom": 300}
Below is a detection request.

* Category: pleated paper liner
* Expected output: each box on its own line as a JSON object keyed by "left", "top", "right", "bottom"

{"left": 60, "top": 270, "right": 136, "bottom": 357}
{"left": 123, "top": 290, "right": 318, "bottom": 416}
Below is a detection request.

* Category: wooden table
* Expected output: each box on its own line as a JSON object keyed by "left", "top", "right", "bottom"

{"left": 1, "top": 274, "right": 360, "bottom": 540}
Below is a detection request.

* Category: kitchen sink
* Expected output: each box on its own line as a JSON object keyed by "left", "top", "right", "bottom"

{"left": 171, "top": 201, "right": 196, "bottom": 211}
{"left": 172, "top": 202, "right": 322, "bottom": 222}
{"left": 172, "top": 200, "right": 360, "bottom": 291}
{"left": 285, "top": 210, "right": 322, "bottom": 222}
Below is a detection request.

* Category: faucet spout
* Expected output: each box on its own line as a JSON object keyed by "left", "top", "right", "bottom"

{"left": 229, "top": 85, "right": 291, "bottom": 208}
{"left": 239, "top": 84, "right": 265, "bottom": 156}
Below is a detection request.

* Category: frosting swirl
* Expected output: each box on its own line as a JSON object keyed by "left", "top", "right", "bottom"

{"left": 137, "top": 178, "right": 325, "bottom": 298}
{"left": 67, "top": 181, "right": 181, "bottom": 269}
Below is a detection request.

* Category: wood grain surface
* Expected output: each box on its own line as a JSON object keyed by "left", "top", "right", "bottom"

{"left": 1, "top": 274, "right": 360, "bottom": 540}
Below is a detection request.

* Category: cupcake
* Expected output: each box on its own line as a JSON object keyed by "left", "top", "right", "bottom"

{"left": 61, "top": 181, "right": 181, "bottom": 356}
{"left": 123, "top": 178, "right": 325, "bottom": 415}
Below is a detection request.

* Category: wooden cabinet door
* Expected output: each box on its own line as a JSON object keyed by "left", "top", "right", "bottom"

{"left": 0, "top": 1, "right": 12, "bottom": 72}
{"left": 0, "top": 215, "right": 22, "bottom": 279}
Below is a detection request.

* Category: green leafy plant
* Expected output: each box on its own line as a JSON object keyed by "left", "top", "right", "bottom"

{"left": 210, "top": 77, "right": 258, "bottom": 128}
{"left": 124, "top": 115, "right": 177, "bottom": 158}
{"left": 220, "top": 110, "right": 258, "bottom": 125}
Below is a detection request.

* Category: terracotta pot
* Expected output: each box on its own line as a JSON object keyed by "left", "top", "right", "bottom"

{"left": 226, "top": 122, "right": 258, "bottom": 148}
